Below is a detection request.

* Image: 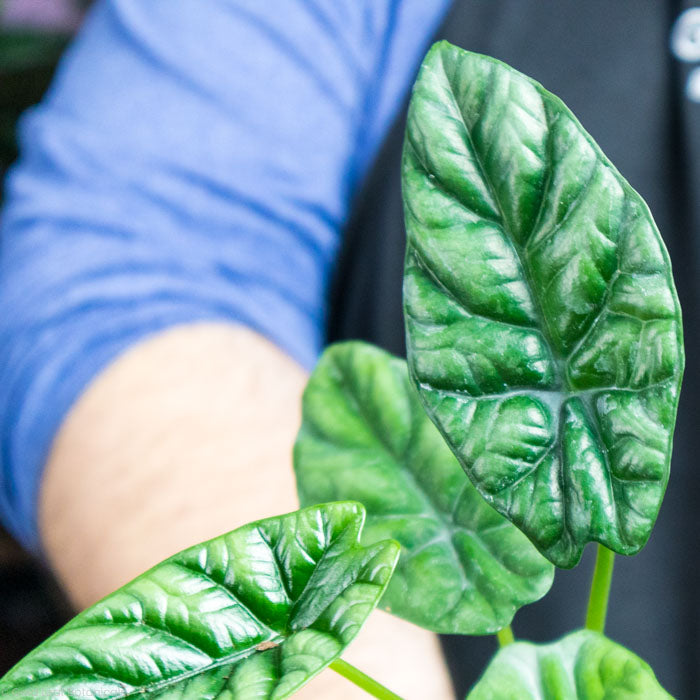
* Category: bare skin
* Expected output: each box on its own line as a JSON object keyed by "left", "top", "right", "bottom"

{"left": 39, "top": 323, "right": 453, "bottom": 699}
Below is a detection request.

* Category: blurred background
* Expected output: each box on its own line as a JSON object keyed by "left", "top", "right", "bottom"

{"left": 0, "top": 0, "right": 85, "bottom": 673}
{"left": 0, "top": 3, "right": 698, "bottom": 698}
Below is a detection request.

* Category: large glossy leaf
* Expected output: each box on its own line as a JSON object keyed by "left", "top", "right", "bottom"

{"left": 403, "top": 41, "right": 684, "bottom": 568}
{"left": 467, "top": 629, "right": 671, "bottom": 699}
{"left": 0, "top": 502, "right": 399, "bottom": 699}
{"left": 294, "top": 341, "right": 553, "bottom": 635}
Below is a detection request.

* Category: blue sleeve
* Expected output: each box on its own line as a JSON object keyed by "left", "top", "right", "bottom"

{"left": 0, "top": 0, "right": 450, "bottom": 551}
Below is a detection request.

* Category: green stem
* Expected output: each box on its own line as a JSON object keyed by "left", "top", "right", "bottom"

{"left": 497, "top": 625, "right": 515, "bottom": 647}
{"left": 329, "top": 658, "right": 404, "bottom": 699}
{"left": 585, "top": 544, "right": 615, "bottom": 633}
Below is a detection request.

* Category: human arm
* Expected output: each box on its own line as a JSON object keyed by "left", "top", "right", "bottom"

{"left": 0, "top": 1, "right": 454, "bottom": 695}
{"left": 40, "top": 322, "right": 453, "bottom": 698}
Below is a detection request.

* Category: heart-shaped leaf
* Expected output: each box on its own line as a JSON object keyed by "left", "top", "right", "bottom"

{"left": 0, "top": 502, "right": 399, "bottom": 699}
{"left": 467, "top": 629, "right": 671, "bottom": 699}
{"left": 294, "top": 341, "right": 553, "bottom": 635}
{"left": 403, "top": 41, "right": 684, "bottom": 568}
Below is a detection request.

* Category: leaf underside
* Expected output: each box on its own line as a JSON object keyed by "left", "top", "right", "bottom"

{"left": 294, "top": 341, "right": 553, "bottom": 635}
{"left": 467, "top": 629, "right": 672, "bottom": 699}
{"left": 0, "top": 502, "right": 399, "bottom": 700}
{"left": 403, "top": 41, "right": 684, "bottom": 568}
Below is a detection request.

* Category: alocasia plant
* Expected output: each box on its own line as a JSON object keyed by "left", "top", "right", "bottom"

{"left": 402, "top": 41, "right": 684, "bottom": 570}
{"left": 0, "top": 40, "right": 682, "bottom": 700}
{"left": 0, "top": 502, "right": 400, "bottom": 699}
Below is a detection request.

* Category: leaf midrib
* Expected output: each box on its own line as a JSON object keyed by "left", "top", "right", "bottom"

{"left": 436, "top": 49, "right": 566, "bottom": 391}
{"left": 6, "top": 641, "right": 281, "bottom": 700}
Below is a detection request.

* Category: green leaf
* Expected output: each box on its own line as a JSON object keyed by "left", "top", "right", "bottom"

{"left": 467, "top": 629, "right": 672, "bottom": 699}
{"left": 0, "top": 502, "right": 399, "bottom": 700}
{"left": 402, "top": 41, "right": 684, "bottom": 568}
{"left": 294, "top": 341, "right": 553, "bottom": 635}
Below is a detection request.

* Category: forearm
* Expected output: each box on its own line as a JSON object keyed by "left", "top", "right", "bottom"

{"left": 40, "top": 323, "right": 305, "bottom": 606}
{"left": 39, "top": 323, "right": 452, "bottom": 698}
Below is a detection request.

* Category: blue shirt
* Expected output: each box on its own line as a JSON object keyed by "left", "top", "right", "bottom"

{"left": 0, "top": 0, "right": 451, "bottom": 550}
